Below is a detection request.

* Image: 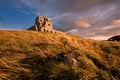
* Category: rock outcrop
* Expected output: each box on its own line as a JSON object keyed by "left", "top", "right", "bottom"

{"left": 63, "top": 53, "right": 78, "bottom": 68}
{"left": 28, "top": 16, "right": 55, "bottom": 32}
{"left": 108, "top": 35, "right": 120, "bottom": 41}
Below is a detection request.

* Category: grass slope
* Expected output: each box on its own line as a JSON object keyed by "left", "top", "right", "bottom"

{"left": 0, "top": 30, "right": 120, "bottom": 80}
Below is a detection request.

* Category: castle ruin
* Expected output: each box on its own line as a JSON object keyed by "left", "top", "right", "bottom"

{"left": 28, "top": 16, "right": 55, "bottom": 32}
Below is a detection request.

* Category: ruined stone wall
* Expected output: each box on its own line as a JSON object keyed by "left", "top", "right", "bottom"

{"left": 44, "top": 18, "right": 53, "bottom": 32}
{"left": 27, "top": 16, "right": 54, "bottom": 32}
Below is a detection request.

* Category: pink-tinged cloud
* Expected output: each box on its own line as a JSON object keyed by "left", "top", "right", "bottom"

{"left": 86, "top": 36, "right": 112, "bottom": 40}
{"left": 102, "top": 18, "right": 120, "bottom": 30}
{"left": 111, "top": 19, "right": 120, "bottom": 25}
{"left": 74, "top": 20, "right": 91, "bottom": 28}
{"left": 67, "top": 18, "right": 120, "bottom": 40}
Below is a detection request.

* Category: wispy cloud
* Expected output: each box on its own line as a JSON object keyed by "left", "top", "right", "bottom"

{"left": 102, "top": 19, "right": 120, "bottom": 30}
{"left": 86, "top": 36, "right": 112, "bottom": 40}
{"left": 67, "top": 18, "right": 120, "bottom": 40}
{"left": 112, "top": 19, "right": 120, "bottom": 25}
{"left": 20, "top": 0, "right": 37, "bottom": 8}
{"left": 74, "top": 20, "right": 91, "bottom": 28}
{"left": 13, "top": 0, "right": 120, "bottom": 29}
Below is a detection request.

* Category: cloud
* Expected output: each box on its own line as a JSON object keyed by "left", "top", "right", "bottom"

{"left": 19, "top": 0, "right": 53, "bottom": 16}
{"left": 50, "top": 0, "right": 115, "bottom": 13}
{"left": 18, "top": 0, "right": 120, "bottom": 16}
{"left": 52, "top": 0, "right": 120, "bottom": 32}
{"left": 67, "top": 27, "right": 120, "bottom": 40}
{"left": 74, "top": 20, "right": 91, "bottom": 28}
{"left": 53, "top": 14, "right": 91, "bottom": 31}
{"left": 111, "top": 19, "right": 120, "bottom": 25}
{"left": 20, "top": 0, "right": 36, "bottom": 8}
{"left": 86, "top": 36, "right": 112, "bottom": 40}
{"left": 102, "top": 19, "right": 120, "bottom": 30}
{"left": 67, "top": 18, "right": 120, "bottom": 40}
{"left": 16, "top": 0, "right": 120, "bottom": 29}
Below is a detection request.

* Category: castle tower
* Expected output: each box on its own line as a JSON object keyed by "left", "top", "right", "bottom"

{"left": 27, "top": 16, "right": 54, "bottom": 32}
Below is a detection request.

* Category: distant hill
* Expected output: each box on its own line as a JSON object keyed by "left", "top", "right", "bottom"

{"left": 108, "top": 35, "right": 120, "bottom": 41}
{"left": 0, "top": 30, "right": 120, "bottom": 80}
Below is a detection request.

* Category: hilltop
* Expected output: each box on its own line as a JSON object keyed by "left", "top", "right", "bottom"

{"left": 0, "top": 30, "right": 120, "bottom": 80}
{"left": 108, "top": 35, "right": 120, "bottom": 41}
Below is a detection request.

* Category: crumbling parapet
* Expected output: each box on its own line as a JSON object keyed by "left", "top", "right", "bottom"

{"left": 27, "top": 16, "right": 55, "bottom": 33}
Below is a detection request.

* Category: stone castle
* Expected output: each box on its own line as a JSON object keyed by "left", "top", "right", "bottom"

{"left": 28, "top": 16, "right": 55, "bottom": 32}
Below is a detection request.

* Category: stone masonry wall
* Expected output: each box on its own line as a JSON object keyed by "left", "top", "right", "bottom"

{"left": 28, "top": 16, "right": 54, "bottom": 32}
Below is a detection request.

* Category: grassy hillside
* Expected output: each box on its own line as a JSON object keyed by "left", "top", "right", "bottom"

{"left": 0, "top": 30, "right": 120, "bottom": 80}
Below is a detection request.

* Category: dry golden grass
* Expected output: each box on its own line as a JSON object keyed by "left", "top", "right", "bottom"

{"left": 0, "top": 30, "right": 120, "bottom": 80}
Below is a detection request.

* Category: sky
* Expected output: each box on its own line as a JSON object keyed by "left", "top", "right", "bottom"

{"left": 0, "top": 0, "right": 120, "bottom": 40}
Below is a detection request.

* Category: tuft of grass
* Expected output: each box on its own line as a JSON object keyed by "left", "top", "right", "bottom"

{"left": 16, "top": 39, "right": 32, "bottom": 53}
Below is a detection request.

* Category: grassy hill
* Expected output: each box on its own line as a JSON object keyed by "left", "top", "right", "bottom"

{"left": 0, "top": 30, "right": 120, "bottom": 80}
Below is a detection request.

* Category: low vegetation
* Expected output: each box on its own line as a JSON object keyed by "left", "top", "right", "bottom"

{"left": 108, "top": 35, "right": 120, "bottom": 41}
{"left": 0, "top": 30, "right": 120, "bottom": 80}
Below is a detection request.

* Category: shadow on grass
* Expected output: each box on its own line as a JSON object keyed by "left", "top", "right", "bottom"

{"left": 19, "top": 53, "right": 80, "bottom": 80}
